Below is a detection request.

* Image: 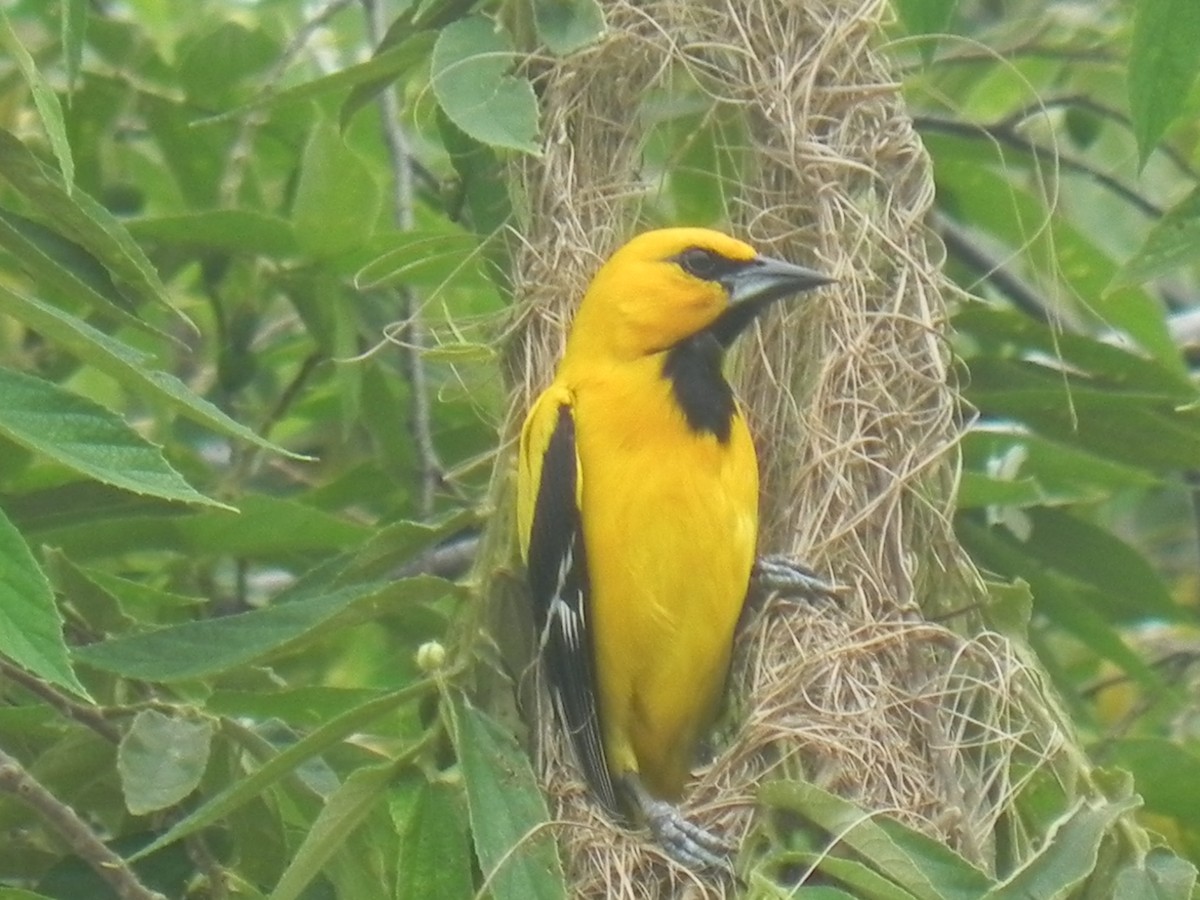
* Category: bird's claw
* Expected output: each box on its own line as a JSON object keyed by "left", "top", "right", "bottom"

{"left": 752, "top": 555, "right": 843, "bottom": 602}
{"left": 642, "top": 796, "right": 733, "bottom": 872}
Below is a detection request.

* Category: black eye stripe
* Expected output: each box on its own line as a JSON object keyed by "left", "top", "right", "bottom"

{"left": 672, "top": 247, "right": 750, "bottom": 283}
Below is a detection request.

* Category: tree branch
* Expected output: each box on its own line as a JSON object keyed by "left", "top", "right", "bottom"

{"left": 0, "top": 747, "right": 167, "bottom": 900}
{"left": 0, "top": 658, "right": 120, "bottom": 743}
{"left": 363, "top": 0, "right": 444, "bottom": 516}
{"left": 914, "top": 113, "right": 1165, "bottom": 219}
{"left": 219, "top": 0, "right": 358, "bottom": 205}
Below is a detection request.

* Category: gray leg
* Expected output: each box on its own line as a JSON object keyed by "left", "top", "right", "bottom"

{"left": 623, "top": 774, "right": 733, "bottom": 872}
{"left": 752, "top": 555, "right": 843, "bottom": 601}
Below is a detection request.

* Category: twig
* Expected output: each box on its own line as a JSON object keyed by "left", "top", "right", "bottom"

{"left": 0, "top": 747, "right": 168, "bottom": 900}
{"left": 914, "top": 113, "right": 1165, "bottom": 218}
{"left": 934, "top": 212, "right": 1050, "bottom": 322}
{"left": 363, "top": 0, "right": 444, "bottom": 516}
{"left": 186, "top": 833, "right": 229, "bottom": 900}
{"left": 219, "top": 0, "right": 357, "bottom": 205}
{"left": 0, "top": 657, "right": 120, "bottom": 743}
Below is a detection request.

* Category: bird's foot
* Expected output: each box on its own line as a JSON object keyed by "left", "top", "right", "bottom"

{"left": 752, "top": 555, "right": 843, "bottom": 603}
{"left": 624, "top": 775, "right": 733, "bottom": 872}
{"left": 644, "top": 796, "right": 733, "bottom": 871}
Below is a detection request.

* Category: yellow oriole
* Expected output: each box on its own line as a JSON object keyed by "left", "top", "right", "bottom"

{"left": 517, "top": 228, "right": 831, "bottom": 867}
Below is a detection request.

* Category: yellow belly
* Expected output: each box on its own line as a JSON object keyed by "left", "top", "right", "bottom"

{"left": 572, "top": 369, "right": 758, "bottom": 799}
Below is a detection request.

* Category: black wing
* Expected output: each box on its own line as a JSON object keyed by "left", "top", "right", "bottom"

{"left": 526, "top": 403, "right": 618, "bottom": 813}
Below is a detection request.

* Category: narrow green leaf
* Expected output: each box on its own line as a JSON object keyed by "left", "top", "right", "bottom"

{"left": 0, "top": 12, "right": 73, "bottom": 188}
{"left": 0, "top": 367, "right": 228, "bottom": 509}
{"left": 292, "top": 121, "right": 380, "bottom": 259}
{"left": 0, "top": 130, "right": 180, "bottom": 322}
{"left": 0, "top": 505, "right": 89, "bottom": 698}
{"left": 451, "top": 697, "right": 565, "bottom": 900}
{"left": 961, "top": 427, "right": 1158, "bottom": 512}
{"left": 1111, "top": 849, "right": 1197, "bottom": 900}
{"left": 339, "top": 31, "right": 439, "bottom": 131}
{"left": 967, "top": 358, "right": 1200, "bottom": 473}
{"left": 62, "top": 0, "right": 87, "bottom": 93}
{"left": 396, "top": 780, "right": 473, "bottom": 900}
{"left": 431, "top": 16, "right": 540, "bottom": 155}
{"left": 73, "top": 576, "right": 454, "bottom": 681}
{"left": 1019, "top": 508, "right": 1181, "bottom": 625}
{"left": 893, "top": 0, "right": 959, "bottom": 37}
{"left": 759, "top": 781, "right": 993, "bottom": 900}
{"left": 1107, "top": 739, "right": 1200, "bottom": 826}
{"left": 206, "top": 687, "right": 387, "bottom": 729}
{"left": 985, "top": 789, "right": 1139, "bottom": 898}
{"left": 118, "top": 710, "right": 214, "bottom": 814}
{"left": 532, "top": 0, "right": 605, "bottom": 56}
{"left": 0, "top": 208, "right": 170, "bottom": 341}
{"left": 127, "top": 210, "right": 299, "bottom": 258}
{"left": 128, "top": 678, "right": 441, "bottom": 861}
{"left": 354, "top": 228, "right": 486, "bottom": 290}
{"left": 270, "top": 759, "right": 404, "bottom": 900}
{"left": 2, "top": 286, "right": 303, "bottom": 459}
{"left": 1129, "top": 0, "right": 1200, "bottom": 167}
{"left": 1115, "top": 188, "right": 1200, "bottom": 287}
{"left": 956, "top": 302, "right": 1195, "bottom": 397}
{"left": 199, "top": 31, "right": 436, "bottom": 127}
{"left": 936, "top": 158, "right": 1183, "bottom": 372}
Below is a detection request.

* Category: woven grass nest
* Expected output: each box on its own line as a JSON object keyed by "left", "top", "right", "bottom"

{"left": 494, "top": 0, "right": 1061, "bottom": 895}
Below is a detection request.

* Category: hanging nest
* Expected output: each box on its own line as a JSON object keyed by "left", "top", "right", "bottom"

{"left": 491, "top": 0, "right": 1062, "bottom": 896}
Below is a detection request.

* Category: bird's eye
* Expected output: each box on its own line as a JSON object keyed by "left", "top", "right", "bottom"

{"left": 676, "top": 247, "right": 725, "bottom": 281}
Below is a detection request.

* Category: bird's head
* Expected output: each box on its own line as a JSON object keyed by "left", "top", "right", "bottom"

{"left": 564, "top": 227, "right": 832, "bottom": 363}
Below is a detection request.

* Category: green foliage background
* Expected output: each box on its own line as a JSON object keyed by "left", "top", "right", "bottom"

{"left": 0, "top": 0, "right": 1198, "bottom": 897}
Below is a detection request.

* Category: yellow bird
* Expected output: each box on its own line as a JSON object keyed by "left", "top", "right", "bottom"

{"left": 517, "top": 228, "right": 832, "bottom": 867}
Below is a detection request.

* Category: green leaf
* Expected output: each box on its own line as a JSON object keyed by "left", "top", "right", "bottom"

{"left": 206, "top": 686, "right": 387, "bottom": 729}
{"left": 0, "top": 12, "right": 73, "bottom": 188}
{"left": 961, "top": 427, "right": 1158, "bottom": 506}
{"left": 74, "top": 576, "right": 456, "bottom": 681}
{"left": 62, "top": 0, "right": 87, "bottom": 93}
{"left": 292, "top": 121, "right": 380, "bottom": 259}
{"left": 396, "top": 780, "right": 473, "bottom": 900}
{"left": 1107, "top": 739, "right": 1200, "bottom": 826}
{"left": 936, "top": 157, "right": 1183, "bottom": 373}
{"left": 129, "top": 679, "right": 440, "bottom": 861}
{"left": 0, "top": 367, "right": 229, "bottom": 509}
{"left": 0, "top": 208, "right": 170, "bottom": 341}
{"left": 127, "top": 210, "right": 299, "bottom": 258}
{"left": 355, "top": 228, "right": 489, "bottom": 290}
{"left": 202, "top": 31, "right": 436, "bottom": 126}
{"left": 985, "top": 788, "right": 1140, "bottom": 898}
{"left": 759, "top": 781, "right": 994, "bottom": 899}
{"left": 956, "top": 302, "right": 1195, "bottom": 397}
{"left": 0, "top": 129, "right": 180, "bottom": 323}
{"left": 0, "top": 505, "right": 89, "bottom": 698}
{"left": 1115, "top": 188, "right": 1200, "bottom": 287}
{"left": 893, "top": 0, "right": 959, "bottom": 42}
{"left": 450, "top": 697, "right": 565, "bottom": 900}
{"left": 967, "top": 358, "right": 1200, "bottom": 473}
{"left": 118, "top": 710, "right": 214, "bottom": 814}
{"left": 431, "top": 16, "right": 540, "bottom": 155}
{"left": 1019, "top": 508, "right": 1181, "bottom": 624}
{"left": 339, "top": 31, "right": 439, "bottom": 131}
{"left": 270, "top": 758, "right": 405, "bottom": 900}
{"left": 1129, "top": 0, "right": 1200, "bottom": 167}
{"left": 1112, "top": 849, "right": 1197, "bottom": 900}
{"left": 1, "top": 286, "right": 303, "bottom": 460}
{"left": 532, "top": 0, "right": 606, "bottom": 56}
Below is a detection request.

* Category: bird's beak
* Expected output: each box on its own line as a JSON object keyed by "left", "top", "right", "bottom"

{"left": 727, "top": 255, "right": 835, "bottom": 305}
{"left": 711, "top": 255, "right": 834, "bottom": 346}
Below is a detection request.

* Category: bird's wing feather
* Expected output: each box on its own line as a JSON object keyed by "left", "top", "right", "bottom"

{"left": 518, "top": 389, "right": 618, "bottom": 813}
